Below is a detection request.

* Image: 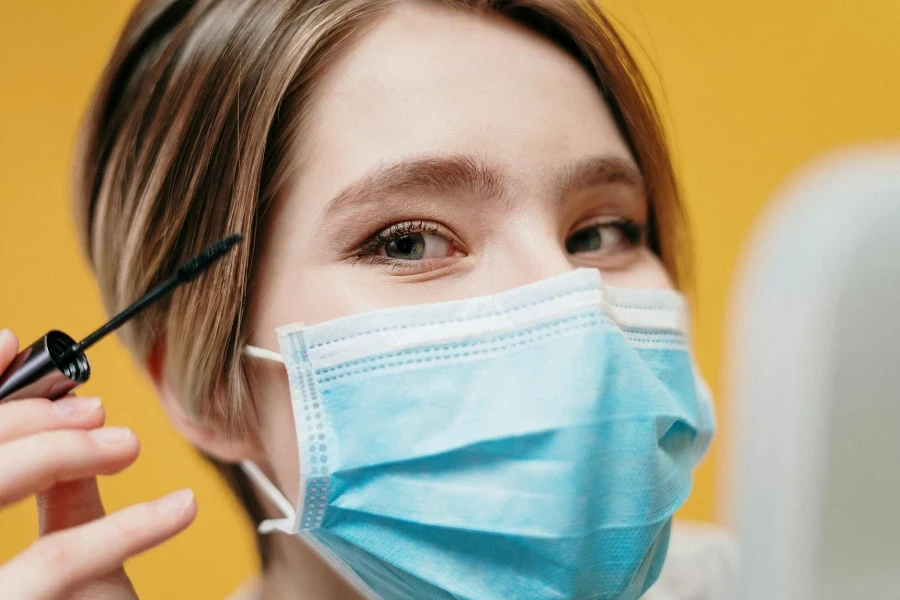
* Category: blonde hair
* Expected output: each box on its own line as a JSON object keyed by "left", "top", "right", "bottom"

{"left": 74, "top": 0, "right": 688, "bottom": 559}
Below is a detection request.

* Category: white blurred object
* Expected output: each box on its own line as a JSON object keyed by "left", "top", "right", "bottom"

{"left": 727, "top": 147, "right": 900, "bottom": 599}
{"left": 642, "top": 521, "right": 738, "bottom": 600}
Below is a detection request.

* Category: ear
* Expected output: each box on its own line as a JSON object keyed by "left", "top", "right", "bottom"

{"left": 146, "top": 339, "right": 263, "bottom": 463}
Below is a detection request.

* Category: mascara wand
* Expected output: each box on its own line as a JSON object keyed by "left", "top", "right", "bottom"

{"left": 0, "top": 234, "right": 243, "bottom": 403}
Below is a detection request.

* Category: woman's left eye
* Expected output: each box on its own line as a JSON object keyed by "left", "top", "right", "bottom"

{"left": 565, "top": 221, "right": 644, "bottom": 255}
{"left": 377, "top": 231, "right": 452, "bottom": 260}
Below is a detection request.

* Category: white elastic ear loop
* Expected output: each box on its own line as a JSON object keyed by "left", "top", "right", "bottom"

{"left": 242, "top": 463, "right": 382, "bottom": 600}
{"left": 240, "top": 460, "right": 297, "bottom": 535}
{"left": 244, "top": 345, "right": 285, "bottom": 364}
{"left": 242, "top": 346, "right": 294, "bottom": 534}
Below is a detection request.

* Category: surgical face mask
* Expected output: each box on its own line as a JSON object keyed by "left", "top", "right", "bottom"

{"left": 243, "top": 268, "right": 715, "bottom": 600}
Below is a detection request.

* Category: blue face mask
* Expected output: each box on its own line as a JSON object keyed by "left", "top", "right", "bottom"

{"left": 243, "top": 268, "right": 715, "bottom": 600}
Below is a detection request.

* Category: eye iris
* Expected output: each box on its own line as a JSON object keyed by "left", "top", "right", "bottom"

{"left": 385, "top": 233, "right": 426, "bottom": 259}
{"left": 566, "top": 227, "right": 603, "bottom": 254}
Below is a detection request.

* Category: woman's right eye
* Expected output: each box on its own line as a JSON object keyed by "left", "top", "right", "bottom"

{"left": 357, "top": 220, "right": 466, "bottom": 268}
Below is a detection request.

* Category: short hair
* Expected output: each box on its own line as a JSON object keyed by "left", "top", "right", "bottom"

{"left": 73, "top": 0, "right": 689, "bottom": 563}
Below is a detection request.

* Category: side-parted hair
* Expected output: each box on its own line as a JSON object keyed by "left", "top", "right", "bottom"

{"left": 73, "top": 0, "right": 689, "bottom": 563}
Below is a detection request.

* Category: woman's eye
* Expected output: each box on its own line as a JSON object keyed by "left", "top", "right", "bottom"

{"left": 377, "top": 231, "right": 452, "bottom": 260}
{"left": 565, "top": 222, "right": 641, "bottom": 256}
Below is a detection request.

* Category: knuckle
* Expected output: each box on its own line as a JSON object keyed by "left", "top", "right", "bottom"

{"left": 26, "top": 431, "right": 90, "bottom": 489}
{"left": 32, "top": 430, "right": 86, "bottom": 458}
{"left": 30, "top": 430, "right": 64, "bottom": 456}
{"left": 28, "top": 533, "right": 76, "bottom": 576}
{"left": 109, "top": 507, "right": 147, "bottom": 541}
{"left": 0, "top": 399, "right": 51, "bottom": 439}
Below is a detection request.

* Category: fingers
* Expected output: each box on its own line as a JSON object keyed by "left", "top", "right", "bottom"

{"left": 38, "top": 478, "right": 138, "bottom": 600}
{"left": 0, "top": 331, "right": 192, "bottom": 599}
{"left": 0, "top": 396, "right": 105, "bottom": 444}
{"left": 0, "top": 426, "right": 139, "bottom": 506}
{"left": 0, "top": 488, "right": 197, "bottom": 600}
{"left": 0, "top": 328, "right": 19, "bottom": 373}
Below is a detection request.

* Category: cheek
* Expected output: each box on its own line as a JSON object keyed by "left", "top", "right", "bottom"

{"left": 293, "top": 265, "right": 471, "bottom": 324}
{"left": 294, "top": 267, "right": 391, "bottom": 323}
{"left": 600, "top": 248, "right": 674, "bottom": 290}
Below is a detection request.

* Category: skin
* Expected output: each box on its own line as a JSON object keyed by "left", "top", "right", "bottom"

{"left": 230, "top": 5, "right": 673, "bottom": 598}
{"left": 0, "top": 329, "right": 197, "bottom": 599}
{"left": 0, "top": 3, "right": 672, "bottom": 599}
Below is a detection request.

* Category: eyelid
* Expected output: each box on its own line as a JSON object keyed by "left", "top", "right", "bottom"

{"left": 570, "top": 214, "right": 636, "bottom": 232}
{"left": 352, "top": 254, "right": 456, "bottom": 273}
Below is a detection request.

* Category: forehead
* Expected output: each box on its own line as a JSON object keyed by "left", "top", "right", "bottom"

{"left": 297, "top": 2, "right": 634, "bottom": 200}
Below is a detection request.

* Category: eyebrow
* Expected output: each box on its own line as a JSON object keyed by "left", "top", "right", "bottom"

{"left": 555, "top": 156, "right": 645, "bottom": 199}
{"left": 321, "top": 155, "right": 504, "bottom": 222}
{"left": 320, "top": 153, "right": 645, "bottom": 223}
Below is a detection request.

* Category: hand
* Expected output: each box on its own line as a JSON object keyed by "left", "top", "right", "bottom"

{"left": 0, "top": 329, "right": 198, "bottom": 599}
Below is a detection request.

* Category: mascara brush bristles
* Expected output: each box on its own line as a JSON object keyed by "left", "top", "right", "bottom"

{"left": 62, "top": 233, "right": 244, "bottom": 360}
{"left": 177, "top": 233, "right": 243, "bottom": 282}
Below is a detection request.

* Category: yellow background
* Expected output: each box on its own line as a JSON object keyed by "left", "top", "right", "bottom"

{"left": 1, "top": 0, "right": 898, "bottom": 597}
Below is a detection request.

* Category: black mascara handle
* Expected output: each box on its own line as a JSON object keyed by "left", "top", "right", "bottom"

{"left": 0, "top": 331, "right": 91, "bottom": 402}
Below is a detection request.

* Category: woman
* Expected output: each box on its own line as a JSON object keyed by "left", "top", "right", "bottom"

{"left": 0, "top": 0, "right": 727, "bottom": 597}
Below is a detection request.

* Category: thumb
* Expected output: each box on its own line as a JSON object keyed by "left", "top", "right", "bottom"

{"left": 37, "top": 478, "right": 139, "bottom": 599}
{"left": 38, "top": 477, "right": 107, "bottom": 535}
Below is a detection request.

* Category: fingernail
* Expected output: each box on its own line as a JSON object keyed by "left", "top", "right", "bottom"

{"left": 88, "top": 426, "right": 133, "bottom": 445}
{"left": 54, "top": 396, "right": 101, "bottom": 416}
{"left": 0, "top": 329, "right": 9, "bottom": 344}
{"left": 154, "top": 488, "right": 194, "bottom": 515}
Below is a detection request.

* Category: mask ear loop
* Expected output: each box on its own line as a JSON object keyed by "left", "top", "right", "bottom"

{"left": 240, "top": 460, "right": 297, "bottom": 534}
{"left": 241, "top": 346, "right": 294, "bottom": 533}
{"left": 245, "top": 345, "right": 285, "bottom": 364}
{"left": 242, "top": 344, "right": 383, "bottom": 599}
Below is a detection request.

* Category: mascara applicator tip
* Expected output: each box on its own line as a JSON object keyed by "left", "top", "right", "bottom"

{"left": 10, "top": 233, "right": 247, "bottom": 398}
{"left": 177, "top": 233, "right": 244, "bottom": 282}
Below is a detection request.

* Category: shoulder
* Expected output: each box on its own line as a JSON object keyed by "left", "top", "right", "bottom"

{"left": 642, "top": 521, "right": 739, "bottom": 600}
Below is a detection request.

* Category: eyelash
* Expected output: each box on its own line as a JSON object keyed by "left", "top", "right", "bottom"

{"left": 354, "top": 220, "right": 458, "bottom": 269}
{"left": 352, "top": 217, "right": 647, "bottom": 270}
{"left": 357, "top": 220, "right": 443, "bottom": 254}
{"left": 581, "top": 219, "right": 647, "bottom": 246}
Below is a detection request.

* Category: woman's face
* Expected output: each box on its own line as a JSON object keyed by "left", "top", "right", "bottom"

{"left": 248, "top": 3, "right": 671, "bottom": 502}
